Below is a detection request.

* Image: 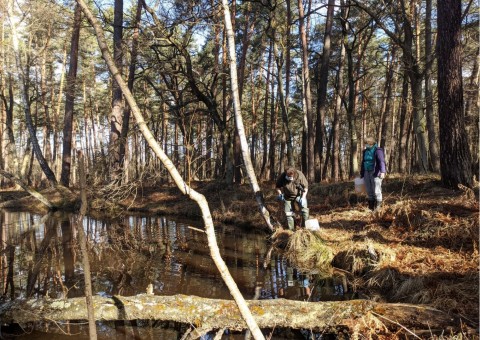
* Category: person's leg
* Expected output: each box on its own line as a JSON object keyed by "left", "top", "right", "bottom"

{"left": 284, "top": 200, "right": 295, "bottom": 230}
{"left": 364, "top": 170, "right": 375, "bottom": 210}
{"left": 374, "top": 177, "right": 383, "bottom": 209}
{"left": 297, "top": 196, "right": 309, "bottom": 226}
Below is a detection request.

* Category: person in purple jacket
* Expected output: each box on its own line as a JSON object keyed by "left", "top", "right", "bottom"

{"left": 360, "top": 136, "right": 386, "bottom": 210}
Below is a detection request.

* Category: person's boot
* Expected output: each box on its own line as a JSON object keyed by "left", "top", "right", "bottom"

{"left": 375, "top": 200, "right": 382, "bottom": 210}
{"left": 368, "top": 199, "right": 375, "bottom": 211}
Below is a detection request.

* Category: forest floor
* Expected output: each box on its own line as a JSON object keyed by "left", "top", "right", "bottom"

{"left": 0, "top": 173, "right": 478, "bottom": 335}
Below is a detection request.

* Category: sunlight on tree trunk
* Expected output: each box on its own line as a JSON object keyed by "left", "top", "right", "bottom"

{"left": 221, "top": 0, "right": 277, "bottom": 235}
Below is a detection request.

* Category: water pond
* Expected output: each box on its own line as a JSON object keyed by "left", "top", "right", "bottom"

{"left": 0, "top": 211, "right": 346, "bottom": 339}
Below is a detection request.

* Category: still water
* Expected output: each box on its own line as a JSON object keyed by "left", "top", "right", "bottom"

{"left": 0, "top": 211, "right": 346, "bottom": 339}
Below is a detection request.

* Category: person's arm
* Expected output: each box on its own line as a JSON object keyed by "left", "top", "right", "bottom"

{"left": 360, "top": 150, "right": 365, "bottom": 178}
{"left": 302, "top": 188, "right": 308, "bottom": 200}
{"left": 275, "top": 175, "right": 284, "bottom": 194}
{"left": 299, "top": 172, "right": 308, "bottom": 199}
{"left": 377, "top": 149, "right": 386, "bottom": 178}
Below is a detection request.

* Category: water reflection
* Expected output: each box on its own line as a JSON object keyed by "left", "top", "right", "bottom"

{"left": 0, "top": 210, "right": 347, "bottom": 337}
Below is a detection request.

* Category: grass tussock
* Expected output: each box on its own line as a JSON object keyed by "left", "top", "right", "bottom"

{"left": 284, "top": 229, "right": 333, "bottom": 275}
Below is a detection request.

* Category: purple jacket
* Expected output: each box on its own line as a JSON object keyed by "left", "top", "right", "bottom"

{"left": 360, "top": 147, "right": 386, "bottom": 178}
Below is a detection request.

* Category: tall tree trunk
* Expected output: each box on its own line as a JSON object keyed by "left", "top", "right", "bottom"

{"left": 380, "top": 46, "right": 397, "bottom": 151}
{"left": 110, "top": 0, "right": 125, "bottom": 181}
{"left": 273, "top": 42, "right": 293, "bottom": 168}
{"left": 221, "top": 0, "right": 277, "bottom": 232}
{"left": 121, "top": 0, "right": 143, "bottom": 179}
{"left": 268, "top": 61, "right": 278, "bottom": 181}
{"left": 76, "top": 1, "right": 265, "bottom": 339}
{"left": 424, "top": 0, "right": 440, "bottom": 172}
{"left": 397, "top": 74, "right": 410, "bottom": 173}
{"left": 403, "top": 0, "right": 428, "bottom": 172}
{"left": 298, "top": 0, "right": 314, "bottom": 181}
{"left": 40, "top": 26, "right": 53, "bottom": 174}
{"left": 284, "top": 0, "right": 293, "bottom": 166}
{"left": 314, "top": 0, "right": 335, "bottom": 182}
{"left": 437, "top": 0, "right": 473, "bottom": 188}
{"left": 260, "top": 43, "right": 273, "bottom": 179}
{"left": 1, "top": 75, "right": 17, "bottom": 176}
{"left": 60, "top": 3, "right": 82, "bottom": 187}
{"left": 331, "top": 4, "right": 347, "bottom": 181}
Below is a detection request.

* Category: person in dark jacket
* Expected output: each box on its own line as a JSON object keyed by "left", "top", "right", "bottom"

{"left": 360, "top": 136, "right": 386, "bottom": 210}
{"left": 276, "top": 166, "right": 309, "bottom": 230}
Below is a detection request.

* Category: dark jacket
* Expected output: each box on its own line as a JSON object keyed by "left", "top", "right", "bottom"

{"left": 276, "top": 170, "right": 308, "bottom": 200}
{"left": 360, "top": 147, "right": 386, "bottom": 178}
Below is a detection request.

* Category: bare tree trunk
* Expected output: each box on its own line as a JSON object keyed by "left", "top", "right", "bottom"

{"left": 110, "top": 0, "right": 125, "bottom": 181}
{"left": 397, "top": 75, "right": 410, "bottom": 173}
{"left": 76, "top": 1, "right": 265, "bottom": 338}
{"left": 437, "top": 0, "right": 473, "bottom": 188}
{"left": 298, "top": 0, "right": 314, "bottom": 181}
{"left": 379, "top": 46, "right": 396, "bottom": 154}
{"left": 0, "top": 295, "right": 468, "bottom": 337}
{"left": 331, "top": 3, "right": 347, "bottom": 181}
{"left": 60, "top": 3, "right": 81, "bottom": 187}
{"left": 260, "top": 43, "right": 273, "bottom": 179}
{"left": 314, "top": 0, "right": 334, "bottom": 182}
{"left": 273, "top": 42, "right": 293, "bottom": 168}
{"left": 424, "top": 0, "right": 440, "bottom": 172}
{"left": 284, "top": 0, "right": 294, "bottom": 166}
{"left": 220, "top": 0, "right": 277, "bottom": 226}
{"left": 121, "top": 0, "right": 143, "bottom": 179}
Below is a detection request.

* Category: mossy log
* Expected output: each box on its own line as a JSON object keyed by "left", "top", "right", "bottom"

{"left": 0, "top": 294, "right": 466, "bottom": 336}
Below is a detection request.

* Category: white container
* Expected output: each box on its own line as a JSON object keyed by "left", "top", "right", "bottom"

{"left": 305, "top": 218, "right": 320, "bottom": 231}
{"left": 354, "top": 177, "right": 366, "bottom": 193}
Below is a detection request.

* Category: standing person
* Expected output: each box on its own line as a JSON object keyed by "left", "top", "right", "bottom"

{"left": 360, "top": 136, "right": 386, "bottom": 210}
{"left": 276, "top": 166, "right": 309, "bottom": 230}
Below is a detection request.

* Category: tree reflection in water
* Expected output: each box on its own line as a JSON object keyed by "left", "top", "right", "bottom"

{"left": 0, "top": 211, "right": 345, "bottom": 338}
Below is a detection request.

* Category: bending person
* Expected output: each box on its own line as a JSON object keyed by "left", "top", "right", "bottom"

{"left": 276, "top": 166, "right": 309, "bottom": 230}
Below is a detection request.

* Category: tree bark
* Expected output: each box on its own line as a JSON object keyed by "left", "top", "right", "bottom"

{"left": 437, "top": 0, "right": 473, "bottom": 188}
{"left": 424, "top": 0, "right": 440, "bottom": 172}
{"left": 0, "top": 295, "right": 467, "bottom": 337}
{"left": 110, "top": 0, "right": 125, "bottom": 180}
{"left": 314, "top": 0, "right": 334, "bottom": 182}
{"left": 298, "top": 0, "right": 314, "bottom": 181}
{"left": 221, "top": 0, "right": 277, "bottom": 233}
{"left": 60, "top": 3, "right": 82, "bottom": 187}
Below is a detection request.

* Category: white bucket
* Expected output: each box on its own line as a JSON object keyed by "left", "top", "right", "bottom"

{"left": 354, "top": 177, "right": 366, "bottom": 193}
{"left": 305, "top": 218, "right": 320, "bottom": 231}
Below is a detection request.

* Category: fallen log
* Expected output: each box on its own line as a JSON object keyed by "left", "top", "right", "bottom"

{"left": 0, "top": 169, "right": 54, "bottom": 209}
{"left": 0, "top": 294, "right": 468, "bottom": 337}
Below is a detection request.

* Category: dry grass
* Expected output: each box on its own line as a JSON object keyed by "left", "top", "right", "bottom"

{"left": 284, "top": 229, "right": 333, "bottom": 275}
{"left": 284, "top": 175, "right": 480, "bottom": 331}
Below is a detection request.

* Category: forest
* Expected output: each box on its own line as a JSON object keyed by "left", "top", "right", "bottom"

{"left": 0, "top": 0, "right": 479, "bottom": 338}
